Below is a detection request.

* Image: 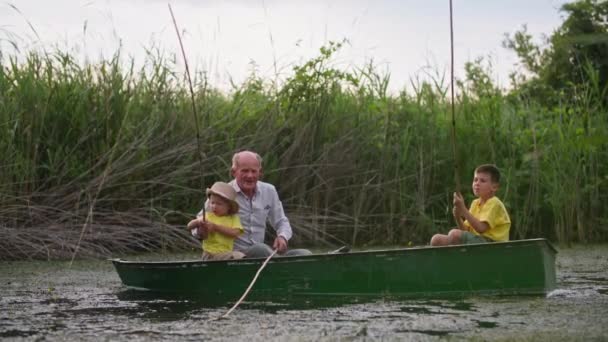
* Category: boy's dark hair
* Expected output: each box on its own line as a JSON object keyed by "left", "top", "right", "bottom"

{"left": 475, "top": 164, "right": 501, "bottom": 183}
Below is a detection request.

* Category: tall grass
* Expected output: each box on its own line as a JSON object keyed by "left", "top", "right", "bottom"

{"left": 1, "top": 44, "right": 607, "bottom": 260}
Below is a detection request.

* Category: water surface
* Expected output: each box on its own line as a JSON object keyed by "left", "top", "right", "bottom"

{"left": 1, "top": 245, "right": 607, "bottom": 341}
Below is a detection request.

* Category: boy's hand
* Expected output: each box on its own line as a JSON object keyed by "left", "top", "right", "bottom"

{"left": 453, "top": 192, "right": 467, "bottom": 217}
{"left": 187, "top": 218, "right": 209, "bottom": 239}
{"left": 452, "top": 206, "right": 459, "bottom": 218}
{"left": 187, "top": 218, "right": 201, "bottom": 230}
{"left": 191, "top": 227, "right": 207, "bottom": 240}
{"left": 197, "top": 226, "right": 209, "bottom": 240}
{"left": 200, "top": 221, "right": 216, "bottom": 233}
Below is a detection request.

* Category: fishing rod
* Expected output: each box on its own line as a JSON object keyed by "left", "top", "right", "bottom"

{"left": 449, "top": 0, "right": 461, "bottom": 193}
{"left": 168, "top": 6, "right": 275, "bottom": 317}
{"left": 168, "top": 4, "right": 206, "bottom": 219}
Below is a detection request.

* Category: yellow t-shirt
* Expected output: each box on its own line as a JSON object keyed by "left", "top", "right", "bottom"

{"left": 464, "top": 196, "right": 511, "bottom": 242}
{"left": 202, "top": 213, "right": 244, "bottom": 254}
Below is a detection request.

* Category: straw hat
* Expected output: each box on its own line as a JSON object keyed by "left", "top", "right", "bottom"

{"left": 206, "top": 182, "right": 239, "bottom": 215}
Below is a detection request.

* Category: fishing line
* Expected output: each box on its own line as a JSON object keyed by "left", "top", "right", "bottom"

{"left": 168, "top": 4, "right": 206, "bottom": 218}
{"left": 215, "top": 249, "right": 278, "bottom": 320}
{"left": 449, "top": 0, "right": 461, "bottom": 193}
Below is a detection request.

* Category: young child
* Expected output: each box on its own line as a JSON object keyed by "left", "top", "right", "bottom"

{"left": 187, "top": 182, "right": 245, "bottom": 260}
{"left": 430, "top": 164, "right": 511, "bottom": 246}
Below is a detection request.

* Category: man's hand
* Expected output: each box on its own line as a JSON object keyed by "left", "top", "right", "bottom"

{"left": 273, "top": 236, "right": 288, "bottom": 253}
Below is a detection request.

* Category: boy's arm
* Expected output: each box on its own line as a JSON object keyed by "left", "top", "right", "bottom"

{"left": 452, "top": 207, "right": 466, "bottom": 230}
{"left": 460, "top": 211, "right": 490, "bottom": 233}
{"left": 187, "top": 218, "right": 208, "bottom": 240}
{"left": 187, "top": 218, "right": 200, "bottom": 230}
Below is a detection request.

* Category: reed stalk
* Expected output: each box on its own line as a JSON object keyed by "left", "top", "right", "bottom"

{"left": 1, "top": 42, "right": 607, "bottom": 260}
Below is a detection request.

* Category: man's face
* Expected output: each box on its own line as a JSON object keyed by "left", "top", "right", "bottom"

{"left": 233, "top": 153, "right": 261, "bottom": 194}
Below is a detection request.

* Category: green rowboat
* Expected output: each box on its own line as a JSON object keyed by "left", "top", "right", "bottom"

{"left": 110, "top": 238, "right": 557, "bottom": 299}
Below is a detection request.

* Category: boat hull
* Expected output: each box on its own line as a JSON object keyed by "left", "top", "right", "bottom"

{"left": 111, "top": 239, "right": 557, "bottom": 299}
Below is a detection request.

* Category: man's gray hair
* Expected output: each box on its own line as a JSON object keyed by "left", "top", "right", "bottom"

{"left": 231, "top": 150, "right": 263, "bottom": 169}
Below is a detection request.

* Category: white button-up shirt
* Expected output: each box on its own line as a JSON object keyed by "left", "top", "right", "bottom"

{"left": 199, "top": 180, "right": 293, "bottom": 253}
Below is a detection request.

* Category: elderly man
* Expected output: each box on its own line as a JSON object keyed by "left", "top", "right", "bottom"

{"left": 198, "top": 150, "right": 311, "bottom": 258}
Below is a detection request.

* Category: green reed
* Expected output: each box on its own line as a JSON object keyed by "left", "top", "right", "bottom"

{"left": 1, "top": 44, "right": 607, "bottom": 260}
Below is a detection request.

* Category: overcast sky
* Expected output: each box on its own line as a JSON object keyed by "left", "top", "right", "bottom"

{"left": 1, "top": 0, "right": 569, "bottom": 93}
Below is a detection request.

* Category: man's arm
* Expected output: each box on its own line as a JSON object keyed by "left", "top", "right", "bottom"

{"left": 267, "top": 185, "right": 293, "bottom": 242}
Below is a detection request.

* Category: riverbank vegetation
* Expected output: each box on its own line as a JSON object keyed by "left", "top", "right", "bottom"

{"left": 1, "top": 0, "right": 606, "bottom": 259}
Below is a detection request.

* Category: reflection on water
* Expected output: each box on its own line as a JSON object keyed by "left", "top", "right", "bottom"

{"left": 1, "top": 246, "right": 607, "bottom": 341}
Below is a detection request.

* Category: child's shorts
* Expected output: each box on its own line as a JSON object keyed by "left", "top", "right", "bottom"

{"left": 461, "top": 231, "right": 494, "bottom": 244}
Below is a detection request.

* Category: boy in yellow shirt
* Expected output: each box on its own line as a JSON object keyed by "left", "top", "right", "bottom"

{"left": 430, "top": 164, "right": 511, "bottom": 246}
{"left": 187, "top": 182, "right": 245, "bottom": 260}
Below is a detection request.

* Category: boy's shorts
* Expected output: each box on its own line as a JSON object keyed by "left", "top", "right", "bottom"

{"left": 461, "top": 231, "right": 494, "bottom": 244}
